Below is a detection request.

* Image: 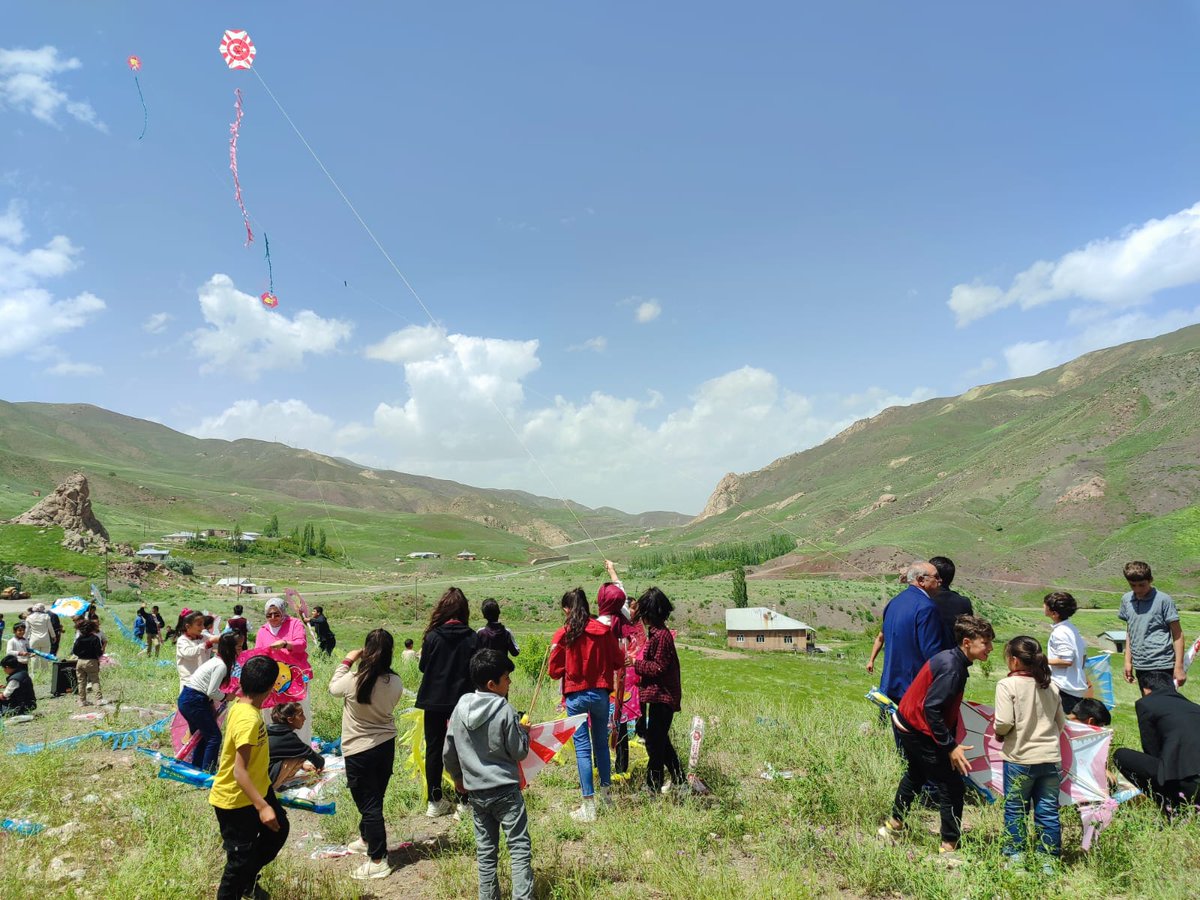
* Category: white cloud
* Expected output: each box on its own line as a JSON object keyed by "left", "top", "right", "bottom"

{"left": 46, "top": 359, "right": 102, "bottom": 377}
{"left": 0, "top": 204, "right": 105, "bottom": 358}
{"left": 950, "top": 201, "right": 1200, "bottom": 326}
{"left": 189, "top": 274, "right": 354, "bottom": 379}
{"left": 1002, "top": 304, "right": 1200, "bottom": 378}
{"left": 191, "top": 399, "right": 339, "bottom": 448}
{"left": 142, "top": 312, "right": 171, "bottom": 334}
{"left": 567, "top": 336, "right": 607, "bottom": 353}
{"left": 634, "top": 299, "right": 662, "bottom": 323}
{"left": 0, "top": 46, "right": 105, "bottom": 130}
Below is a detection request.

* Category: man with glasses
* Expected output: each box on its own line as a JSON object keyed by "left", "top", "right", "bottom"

{"left": 879, "top": 561, "right": 952, "bottom": 709}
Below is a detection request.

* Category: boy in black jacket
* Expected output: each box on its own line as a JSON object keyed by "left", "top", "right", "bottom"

{"left": 72, "top": 619, "right": 103, "bottom": 706}
{"left": 1114, "top": 670, "right": 1200, "bottom": 815}
{"left": 0, "top": 655, "right": 36, "bottom": 715}
{"left": 476, "top": 599, "right": 520, "bottom": 659}
{"left": 266, "top": 701, "right": 325, "bottom": 787}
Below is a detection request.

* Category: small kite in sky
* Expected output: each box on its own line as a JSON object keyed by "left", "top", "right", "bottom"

{"left": 260, "top": 292, "right": 279, "bottom": 309}
{"left": 127, "top": 55, "right": 147, "bottom": 140}
{"left": 219, "top": 30, "right": 257, "bottom": 70}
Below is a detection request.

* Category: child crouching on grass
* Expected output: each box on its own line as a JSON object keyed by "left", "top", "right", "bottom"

{"left": 994, "top": 636, "right": 1066, "bottom": 867}
{"left": 879, "top": 615, "right": 995, "bottom": 854}
{"left": 209, "top": 655, "right": 289, "bottom": 900}
{"left": 443, "top": 649, "right": 533, "bottom": 900}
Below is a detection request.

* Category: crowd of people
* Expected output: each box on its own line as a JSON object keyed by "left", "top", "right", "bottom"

{"left": 873, "top": 558, "right": 1199, "bottom": 873}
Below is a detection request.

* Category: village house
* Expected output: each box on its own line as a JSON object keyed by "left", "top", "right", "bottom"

{"left": 407, "top": 551, "right": 441, "bottom": 559}
{"left": 725, "top": 607, "right": 812, "bottom": 652}
{"left": 456, "top": 550, "right": 478, "bottom": 561}
{"left": 135, "top": 546, "right": 171, "bottom": 561}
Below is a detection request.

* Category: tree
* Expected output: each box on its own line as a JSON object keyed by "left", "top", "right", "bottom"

{"left": 264, "top": 513, "right": 280, "bottom": 538}
{"left": 732, "top": 566, "right": 748, "bottom": 609}
{"left": 317, "top": 528, "right": 327, "bottom": 557}
{"left": 301, "top": 522, "right": 316, "bottom": 556}
{"left": 231, "top": 521, "right": 245, "bottom": 552}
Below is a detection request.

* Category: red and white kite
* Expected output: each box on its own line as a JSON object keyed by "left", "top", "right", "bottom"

{"left": 219, "top": 30, "right": 257, "bottom": 70}
{"left": 519, "top": 714, "right": 586, "bottom": 789}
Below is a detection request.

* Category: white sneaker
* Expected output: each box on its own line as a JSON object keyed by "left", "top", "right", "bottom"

{"left": 350, "top": 858, "right": 392, "bottom": 880}
{"left": 425, "top": 799, "right": 452, "bottom": 818}
{"left": 570, "top": 797, "right": 597, "bottom": 823}
{"left": 453, "top": 802, "right": 470, "bottom": 821}
{"left": 347, "top": 837, "right": 368, "bottom": 854}
{"left": 660, "top": 780, "right": 672, "bottom": 795}
{"left": 598, "top": 786, "right": 614, "bottom": 807}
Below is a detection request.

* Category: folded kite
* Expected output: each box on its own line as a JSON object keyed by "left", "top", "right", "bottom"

{"left": 1085, "top": 653, "right": 1115, "bottom": 709}
{"left": 520, "top": 714, "right": 586, "bottom": 789}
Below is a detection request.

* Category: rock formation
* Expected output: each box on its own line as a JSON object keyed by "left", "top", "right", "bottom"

{"left": 9, "top": 472, "right": 110, "bottom": 551}
{"left": 694, "top": 472, "right": 742, "bottom": 522}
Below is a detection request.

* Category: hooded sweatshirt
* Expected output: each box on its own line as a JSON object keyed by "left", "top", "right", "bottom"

{"left": 416, "top": 622, "right": 477, "bottom": 711}
{"left": 443, "top": 690, "right": 530, "bottom": 793}
{"left": 549, "top": 618, "right": 623, "bottom": 695}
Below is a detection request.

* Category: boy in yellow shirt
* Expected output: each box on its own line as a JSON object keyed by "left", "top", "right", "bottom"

{"left": 209, "top": 655, "right": 289, "bottom": 900}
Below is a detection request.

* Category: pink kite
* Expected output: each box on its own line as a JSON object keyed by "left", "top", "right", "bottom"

{"left": 219, "top": 30, "right": 257, "bottom": 70}
{"left": 229, "top": 89, "right": 253, "bottom": 245}
{"left": 226, "top": 647, "right": 310, "bottom": 709}
{"left": 519, "top": 714, "right": 586, "bottom": 789}
{"left": 260, "top": 292, "right": 278, "bottom": 309}
{"left": 171, "top": 701, "right": 229, "bottom": 760}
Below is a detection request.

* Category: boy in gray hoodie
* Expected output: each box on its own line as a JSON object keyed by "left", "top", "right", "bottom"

{"left": 444, "top": 649, "right": 533, "bottom": 900}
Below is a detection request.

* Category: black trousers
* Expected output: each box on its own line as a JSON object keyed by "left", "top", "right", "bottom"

{"left": 346, "top": 738, "right": 395, "bottom": 862}
{"left": 1114, "top": 748, "right": 1200, "bottom": 813}
{"left": 643, "top": 702, "right": 684, "bottom": 792}
{"left": 891, "top": 725, "right": 965, "bottom": 844}
{"left": 423, "top": 706, "right": 463, "bottom": 803}
{"left": 213, "top": 790, "right": 289, "bottom": 900}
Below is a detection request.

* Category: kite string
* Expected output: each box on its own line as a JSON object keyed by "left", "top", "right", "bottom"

{"left": 264, "top": 233, "right": 274, "bottom": 294}
{"left": 230, "top": 88, "right": 254, "bottom": 246}
{"left": 251, "top": 67, "right": 607, "bottom": 560}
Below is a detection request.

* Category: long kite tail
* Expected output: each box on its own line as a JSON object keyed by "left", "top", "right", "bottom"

{"left": 229, "top": 88, "right": 254, "bottom": 245}
{"left": 133, "top": 74, "right": 148, "bottom": 140}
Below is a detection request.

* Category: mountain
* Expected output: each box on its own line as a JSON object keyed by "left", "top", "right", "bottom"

{"left": 0, "top": 401, "right": 688, "bottom": 565}
{"left": 687, "top": 324, "right": 1200, "bottom": 591}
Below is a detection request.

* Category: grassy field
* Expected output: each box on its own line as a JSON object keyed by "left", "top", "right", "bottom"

{"left": 2, "top": 565, "right": 1199, "bottom": 899}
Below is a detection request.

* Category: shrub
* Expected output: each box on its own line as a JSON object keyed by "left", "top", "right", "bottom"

{"left": 163, "top": 557, "right": 194, "bottom": 576}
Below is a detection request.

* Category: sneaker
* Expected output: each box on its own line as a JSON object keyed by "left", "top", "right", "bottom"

{"left": 570, "top": 797, "right": 597, "bottom": 823}
{"left": 660, "top": 780, "right": 672, "bottom": 795}
{"left": 453, "top": 802, "right": 470, "bottom": 821}
{"left": 347, "top": 837, "right": 368, "bottom": 854}
{"left": 350, "top": 859, "right": 393, "bottom": 881}
{"left": 876, "top": 820, "right": 903, "bottom": 844}
{"left": 598, "top": 786, "right": 614, "bottom": 807}
{"left": 425, "top": 799, "right": 452, "bottom": 818}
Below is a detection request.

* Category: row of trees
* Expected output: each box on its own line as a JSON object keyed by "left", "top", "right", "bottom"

{"left": 182, "top": 517, "right": 339, "bottom": 560}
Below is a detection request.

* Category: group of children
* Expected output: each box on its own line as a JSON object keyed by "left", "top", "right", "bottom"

{"left": 879, "top": 560, "right": 1189, "bottom": 869}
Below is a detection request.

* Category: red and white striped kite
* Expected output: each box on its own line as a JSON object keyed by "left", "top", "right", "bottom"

{"left": 519, "top": 714, "right": 586, "bottom": 789}
{"left": 219, "top": 30, "right": 257, "bottom": 70}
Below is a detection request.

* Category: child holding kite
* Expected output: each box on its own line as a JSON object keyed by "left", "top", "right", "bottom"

{"left": 994, "top": 635, "right": 1066, "bottom": 864}
{"left": 444, "top": 649, "right": 534, "bottom": 900}
{"left": 878, "top": 615, "right": 994, "bottom": 854}
{"left": 179, "top": 632, "right": 240, "bottom": 773}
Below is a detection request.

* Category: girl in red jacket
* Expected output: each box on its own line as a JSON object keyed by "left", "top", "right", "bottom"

{"left": 549, "top": 588, "right": 623, "bottom": 822}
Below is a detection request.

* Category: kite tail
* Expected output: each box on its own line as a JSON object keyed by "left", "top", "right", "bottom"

{"left": 230, "top": 88, "right": 254, "bottom": 246}
{"left": 264, "top": 234, "right": 274, "bottom": 293}
{"left": 134, "top": 74, "right": 148, "bottom": 140}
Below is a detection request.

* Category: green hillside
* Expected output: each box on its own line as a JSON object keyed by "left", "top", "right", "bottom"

{"left": 678, "top": 323, "right": 1200, "bottom": 594}
{"left": 0, "top": 401, "right": 687, "bottom": 567}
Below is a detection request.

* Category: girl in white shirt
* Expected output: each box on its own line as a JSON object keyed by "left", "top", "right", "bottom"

{"left": 1044, "top": 591, "right": 1088, "bottom": 716}
{"left": 177, "top": 632, "right": 239, "bottom": 772}
{"left": 6, "top": 622, "right": 30, "bottom": 663}
{"left": 174, "top": 611, "right": 216, "bottom": 689}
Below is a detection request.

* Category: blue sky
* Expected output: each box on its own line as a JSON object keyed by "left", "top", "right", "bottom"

{"left": 5, "top": 3, "right": 1200, "bottom": 514}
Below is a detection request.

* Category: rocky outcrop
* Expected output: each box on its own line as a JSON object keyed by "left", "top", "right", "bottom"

{"left": 9, "top": 472, "right": 110, "bottom": 551}
{"left": 1057, "top": 475, "right": 1107, "bottom": 504}
{"left": 694, "top": 472, "right": 741, "bottom": 522}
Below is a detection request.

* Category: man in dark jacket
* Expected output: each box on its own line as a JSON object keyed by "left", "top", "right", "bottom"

{"left": 879, "top": 561, "right": 951, "bottom": 704}
{"left": 306, "top": 606, "right": 336, "bottom": 656}
{"left": 1114, "top": 670, "right": 1200, "bottom": 814}
{"left": 930, "top": 556, "right": 974, "bottom": 647}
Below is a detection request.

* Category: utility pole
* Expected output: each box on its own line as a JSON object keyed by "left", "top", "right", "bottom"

{"left": 104, "top": 546, "right": 109, "bottom": 593}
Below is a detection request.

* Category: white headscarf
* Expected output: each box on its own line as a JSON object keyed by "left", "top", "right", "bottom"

{"left": 32, "top": 603, "right": 46, "bottom": 613}
{"left": 264, "top": 598, "right": 288, "bottom": 636}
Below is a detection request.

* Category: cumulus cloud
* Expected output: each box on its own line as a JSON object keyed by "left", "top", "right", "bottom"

{"left": 45, "top": 359, "right": 102, "bottom": 377}
{"left": 634, "top": 299, "right": 662, "bottom": 323}
{"left": 950, "top": 201, "right": 1200, "bottom": 326}
{"left": 0, "top": 203, "right": 105, "bottom": 358}
{"left": 142, "top": 312, "right": 171, "bottom": 334}
{"left": 0, "top": 46, "right": 104, "bottom": 129}
{"left": 189, "top": 274, "right": 354, "bottom": 379}
{"left": 567, "top": 336, "right": 607, "bottom": 353}
{"left": 192, "top": 321, "right": 935, "bottom": 511}
{"left": 1002, "top": 304, "right": 1200, "bottom": 378}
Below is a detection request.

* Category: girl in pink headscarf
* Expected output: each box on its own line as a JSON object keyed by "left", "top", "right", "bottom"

{"left": 596, "top": 560, "right": 644, "bottom": 777}
{"left": 254, "top": 597, "right": 313, "bottom": 744}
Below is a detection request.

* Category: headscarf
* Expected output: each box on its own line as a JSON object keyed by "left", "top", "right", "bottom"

{"left": 264, "top": 597, "right": 288, "bottom": 636}
{"left": 596, "top": 583, "right": 630, "bottom": 630}
{"left": 32, "top": 603, "right": 46, "bottom": 613}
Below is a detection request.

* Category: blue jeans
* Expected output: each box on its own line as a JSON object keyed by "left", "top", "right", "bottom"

{"left": 1003, "top": 761, "right": 1061, "bottom": 857}
{"left": 178, "top": 686, "right": 223, "bottom": 773}
{"left": 565, "top": 688, "right": 611, "bottom": 797}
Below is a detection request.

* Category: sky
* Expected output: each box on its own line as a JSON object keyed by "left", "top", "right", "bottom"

{"left": 5, "top": 3, "right": 1200, "bottom": 515}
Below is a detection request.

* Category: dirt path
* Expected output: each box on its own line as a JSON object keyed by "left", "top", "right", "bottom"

{"left": 676, "top": 641, "right": 742, "bottom": 660}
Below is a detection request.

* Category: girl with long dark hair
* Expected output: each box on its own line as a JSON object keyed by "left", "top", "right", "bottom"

{"left": 177, "top": 631, "right": 239, "bottom": 772}
{"left": 415, "top": 587, "right": 477, "bottom": 818}
{"left": 549, "top": 587, "right": 624, "bottom": 822}
{"left": 994, "top": 635, "right": 1066, "bottom": 862}
{"left": 330, "top": 628, "right": 405, "bottom": 880}
{"left": 174, "top": 611, "right": 216, "bottom": 689}
{"left": 631, "top": 587, "right": 686, "bottom": 795}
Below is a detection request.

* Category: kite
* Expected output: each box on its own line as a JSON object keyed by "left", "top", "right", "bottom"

{"left": 127, "top": 55, "right": 147, "bottom": 140}
{"left": 1185, "top": 633, "right": 1200, "bottom": 673}
{"left": 219, "top": 30, "right": 257, "bottom": 70}
{"left": 49, "top": 596, "right": 90, "bottom": 618}
{"left": 10, "top": 712, "right": 173, "bottom": 755}
{"left": 1, "top": 818, "right": 44, "bottom": 837}
{"left": 1085, "top": 653, "right": 1116, "bottom": 709}
{"left": 284, "top": 587, "right": 312, "bottom": 620}
{"left": 260, "top": 292, "right": 278, "bottom": 308}
{"left": 142, "top": 749, "right": 336, "bottom": 814}
{"left": 260, "top": 233, "right": 278, "bottom": 308}
{"left": 229, "top": 89, "right": 254, "bottom": 246}
{"left": 519, "top": 714, "right": 586, "bottom": 789}
{"left": 226, "top": 647, "right": 311, "bottom": 708}
{"left": 685, "top": 715, "right": 710, "bottom": 794}
{"left": 170, "top": 701, "right": 229, "bottom": 761}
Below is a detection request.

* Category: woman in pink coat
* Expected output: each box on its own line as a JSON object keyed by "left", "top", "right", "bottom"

{"left": 254, "top": 597, "right": 314, "bottom": 744}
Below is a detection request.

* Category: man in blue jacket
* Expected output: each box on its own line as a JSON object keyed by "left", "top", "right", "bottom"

{"left": 879, "top": 561, "right": 952, "bottom": 705}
